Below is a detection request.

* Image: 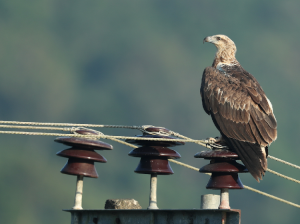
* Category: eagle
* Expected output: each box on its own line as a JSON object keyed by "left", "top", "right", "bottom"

{"left": 201, "top": 35, "right": 277, "bottom": 181}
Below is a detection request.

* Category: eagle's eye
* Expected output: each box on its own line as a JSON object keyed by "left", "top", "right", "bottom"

{"left": 216, "top": 37, "right": 221, "bottom": 40}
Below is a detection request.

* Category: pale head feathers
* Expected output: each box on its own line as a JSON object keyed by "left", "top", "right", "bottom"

{"left": 203, "top": 34, "right": 238, "bottom": 67}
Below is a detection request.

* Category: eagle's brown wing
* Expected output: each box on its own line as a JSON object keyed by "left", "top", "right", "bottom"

{"left": 200, "top": 66, "right": 277, "bottom": 181}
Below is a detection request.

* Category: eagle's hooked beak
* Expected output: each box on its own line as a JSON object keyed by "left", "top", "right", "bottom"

{"left": 203, "top": 36, "right": 212, "bottom": 44}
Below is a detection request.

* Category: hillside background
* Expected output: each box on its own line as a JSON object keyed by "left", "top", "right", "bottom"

{"left": 0, "top": 1, "right": 299, "bottom": 224}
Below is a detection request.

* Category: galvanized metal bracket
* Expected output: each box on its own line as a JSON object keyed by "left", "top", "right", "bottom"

{"left": 65, "top": 209, "right": 241, "bottom": 224}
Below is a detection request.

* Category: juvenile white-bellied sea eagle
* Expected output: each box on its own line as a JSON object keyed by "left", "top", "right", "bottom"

{"left": 201, "top": 34, "right": 277, "bottom": 181}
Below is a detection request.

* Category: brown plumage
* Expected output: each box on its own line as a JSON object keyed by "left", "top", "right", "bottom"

{"left": 201, "top": 35, "right": 277, "bottom": 181}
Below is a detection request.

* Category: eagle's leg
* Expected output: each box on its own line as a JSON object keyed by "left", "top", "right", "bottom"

{"left": 206, "top": 136, "right": 225, "bottom": 144}
{"left": 206, "top": 136, "right": 227, "bottom": 150}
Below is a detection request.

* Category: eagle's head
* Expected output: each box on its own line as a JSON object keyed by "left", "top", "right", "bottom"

{"left": 203, "top": 35, "right": 237, "bottom": 64}
{"left": 203, "top": 35, "right": 236, "bottom": 51}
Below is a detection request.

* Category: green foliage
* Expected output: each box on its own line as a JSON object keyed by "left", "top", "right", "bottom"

{"left": 0, "top": 1, "right": 299, "bottom": 223}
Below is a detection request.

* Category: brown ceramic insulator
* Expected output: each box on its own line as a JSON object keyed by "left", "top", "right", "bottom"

{"left": 200, "top": 161, "right": 248, "bottom": 173}
{"left": 55, "top": 137, "right": 113, "bottom": 150}
{"left": 128, "top": 146, "right": 181, "bottom": 159}
{"left": 127, "top": 126, "right": 182, "bottom": 175}
{"left": 206, "top": 173, "right": 244, "bottom": 189}
{"left": 60, "top": 158, "right": 98, "bottom": 178}
{"left": 126, "top": 135, "right": 184, "bottom": 147}
{"left": 56, "top": 148, "right": 107, "bottom": 163}
{"left": 134, "top": 157, "right": 174, "bottom": 175}
{"left": 55, "top": 133, "right": 112, "bottom": 179}
{"left": 195, "top": 149, "right": 248, "bottom": 189}
{"left": 194, "top": 150, "right": 239, "bottom": 160}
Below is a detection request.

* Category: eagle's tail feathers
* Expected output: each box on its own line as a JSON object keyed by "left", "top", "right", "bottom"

{"left": 223, "top": 136, "right": 267, "bottom": 182}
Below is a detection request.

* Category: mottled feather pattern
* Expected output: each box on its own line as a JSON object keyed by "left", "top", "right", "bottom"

{"left": 201, "top": 66, "right": 277, "bottom": 145}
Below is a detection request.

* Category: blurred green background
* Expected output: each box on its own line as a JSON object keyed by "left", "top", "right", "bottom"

{"left": 0, "top": 0, "right": 299, "bottom": 223}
